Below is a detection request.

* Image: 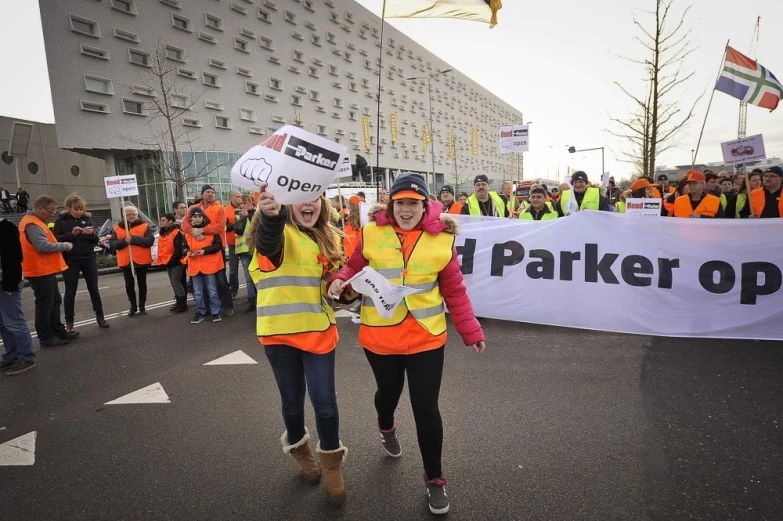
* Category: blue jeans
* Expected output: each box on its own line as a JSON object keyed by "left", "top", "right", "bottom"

{"left": 264, "top": 345, "right": 340, "bottom": 450}
{"left": 238, "top": 253, "right": 256, "bottom": 301}
{"left": 192, "top": 273, "right": 220, "bottom": 315}
{"left": 0, "top": 291, "right": 35, "bottom": 362}
{"left": 228, "top": 245, "right": 239, "bottom": 296}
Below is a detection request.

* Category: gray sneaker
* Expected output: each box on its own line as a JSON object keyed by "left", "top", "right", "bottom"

{"left": 379, "top": 426, "right": 402, "bottom": 458}
{"left": 425, "top": 473, "right": 449, "bottom": 515}
{"left": 7, "top": 359, "right": 36, "bottom": 376}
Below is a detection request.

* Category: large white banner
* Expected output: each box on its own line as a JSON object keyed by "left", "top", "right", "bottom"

{"left": 455, "top": 212, "right": 783, "bottom": 340}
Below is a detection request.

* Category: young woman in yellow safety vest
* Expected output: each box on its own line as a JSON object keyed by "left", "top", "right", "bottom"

{"left": 327, "top": 174, "right": 486, "bottom": 516}
{"left": 249, "top": 184, "right": 349, "bottom": 504}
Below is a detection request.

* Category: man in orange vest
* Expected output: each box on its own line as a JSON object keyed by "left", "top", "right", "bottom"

{"left": 182, "top": 185, "right": 233, "bottom": 315}
{"left": 751, "top": 166, "right": 783, "bottom": 218}
{"left": 653, "top": 174, "right": 675, "bottom": 199}
{"left": 438, "top": 185, "right": 462, "bottom": 214}
{"left": 672, "top": 172, "right": 725, "bottom": 218}
{"left": 19, "top": 196, "right": 79, "bottom": 347}
{"left": 225, "top": 190, "right": 243, "bottom": 299}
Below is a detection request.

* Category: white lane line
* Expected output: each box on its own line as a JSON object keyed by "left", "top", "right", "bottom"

{"left": 75, "top": 287, "right": 109, "bottom": 294}
{"left": 105, "top": 382, "right": 171, "bottom": 405}
{"left": 204, "top": 350, "right": 258, "bottom": 365}
{"left": 0, "top": 431, "right": 37, "bottom": 466}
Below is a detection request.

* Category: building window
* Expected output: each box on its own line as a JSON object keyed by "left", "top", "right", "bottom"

{"left": 234, "top": 37, "right": 249, "bottom": 53}
{"left": 291, "top": 30, "right": 304, "bottom": 41}
{"left": 204, "top": 13, "right": 222, "bottom": 31}
{"left": 304, "top": 0, "right": 315, "bottom": 12}
{"left": 215, "top": 116, "right": 232, "bottom": 129}
{"left": 240, "top": 28, "right": 257, "bottom": 39}
{"left": 328, "top": 64, "right": 338, "bottom": 76}
{"left": 258, "top": 8, "right": 271, "bottom": 23}
{"left": 202, "top": 72, "right": 220, "bottom": 87}
{"left": 332, "top": 81, "right": 342, "bottom": 89}
{"left": 205, "top": 100, "right": 224, "bottom": 110}
{"left": 310, "top": 90, "right": 321, "bottom": 101}
{"left": 70, "top": 165, "right": 81, "bottom": 177}
{"left": 128, "top": 49, "right": 151, "bottom": 66}
{"left": 249, "top": 125, "right": 264, "bottom": 135}
{"left": 209, "top": 58, "right": 226, "bottom": 69}
{"left": 231, "top": 2, "right": 248, "bottom": 15}
{"left": 122, "top": 98, "right": 145, "bottom": 115}
{"left": 28, "top": 162, "right": 39, "bottom": 174}
{"left": 80, "top": 100, "right": 109, "bottom": 114}
{"left": 264, "top": 94, "right": 277, "bottom": 102}
{"left": 269, "top": 77, "right": 282, "bottom": 90}
{"left": 171, "top": 14, "right": 191, "bottom": 32}
{"left": 344, "top": 51, "right": 352, "bottom": 62}
{"left": 288, "top": 64, "right": 300, "bottom": 74}
{"left": 165, "top": 44, "right": 185, "bottom": 62}
{"left": 80, "top": 44, "right": 109, "bottom": 60}
{"left": 239, "top": 108, "right": 256, "bottom": 121}
{"left": 317, "top": 125, "right": 327, "bottom": 135}
{"left": 326, "top": 31, "right": 336, "bottom": 44}
{"left": 311, "top": 33, "right": 322, "bottom": 46}
{"left": 245, "top": 81, "right": 259, "bottom": 95}
{"left": 113, "top": 28, "right": 140, "bottom": 43}
{"left": 285, "top": 10, "right": 296, "bottom": 24}
{"left": 329, "top": 11, "right": 339, "bottom": 23}
{"left": 171, "top": 94, "right": 189, "bottom": 108}
{"left": 308, "top": 66, "right": 318, "bottom": 78}
{"left": 291, "top": 94, "right": 302, "bottom": 106}
{"left": 332, "top": 112, "right": 341, "bottom": 119}
{"left": 84, "top": 75, "right": 113, "bottom": 95}
{"left": 293, "top": 49, "right": 304, "bottom": 62}
{"left": 177, "top": 68, "right": 196, "bottom": 80}
{"left": 182, "top": 117, "right": 202, "bottom": 128}
{"left": 348, "top": 111, "right": 357, "bottom": 120}
{"left": 198, "top": 32, "right": 217, "bottom": 44}
{"left": 110, "top": 0, "right": 136, "bottom": 15}
{"left": 70, "top": 15, "right": 100, "bottom": 37}
{"left": 236, "top": 66, "right": 252, "bottom": 77}
{"left": 132, "top": 85, "right": 154, "bottom": 97}
{"left": 333, "top": 97, "right": 343, "bottom": 108}
{"left": 260, "top": 36, "right": 274, "bottom": 50}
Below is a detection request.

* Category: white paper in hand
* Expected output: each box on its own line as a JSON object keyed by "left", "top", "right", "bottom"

{"left": 359, "top": 201, "right": 372, "bottom": 227}
{"left": 565, "top": 184, "right": 579, "bottom": 215}
{"left": 231, "top": 125, "right": 348, "bottom": 204}
{"left": 346, "top": 266, "right": 421, "bottom": 319}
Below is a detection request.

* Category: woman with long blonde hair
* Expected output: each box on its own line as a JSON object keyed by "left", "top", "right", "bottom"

{"left": 52, "top": 193, "right": 109, "bottom": 330}
{"left": 249, "top": 186, "right": 349, "bottom": 504}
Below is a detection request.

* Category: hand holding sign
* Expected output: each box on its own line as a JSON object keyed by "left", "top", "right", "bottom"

{"left": 257, "top": 184, "right": 281, "bottom": 217}
{"left": 231, "top": 125, "right": 348, "bottom": 205}
{"left": 344, "top": 266, "right": 422, "bottom": 320}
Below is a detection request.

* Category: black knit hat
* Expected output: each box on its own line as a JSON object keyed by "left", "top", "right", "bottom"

{"left": 189, "top": 206, "right": 206, "bottom": 218}
{"left": 474, "top": 174, "right": 489, "bottom": 185}
{"left": 439, "top": 184, "right": 455, "bottom": 195}
{"left": 390, "top": 174, "right": 429, "bottom": 201}
{"left": 201, "top": 184, "right": 215, "bottom": 194}
{"left": 571, "top": 171, "right": 588, "bottom": 183}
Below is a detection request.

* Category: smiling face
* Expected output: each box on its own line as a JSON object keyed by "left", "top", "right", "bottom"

{"left": 393, "top": 198, "right": 425, "bottom": 231}
{"left": 528, "top": 192, "right": 545, "bottom": 210}
{"left": 572, "top": 179, "right": 587, "bottom": 194}
{"left": 291, "top": 197, "right": 322, "bottom": 228}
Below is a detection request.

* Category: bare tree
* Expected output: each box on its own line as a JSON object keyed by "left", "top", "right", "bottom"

{"left": 607, "top": 0, "right": 703, "bottom": 177}
{"left": 121, "top": 42, "right": 224, "bottom": 201}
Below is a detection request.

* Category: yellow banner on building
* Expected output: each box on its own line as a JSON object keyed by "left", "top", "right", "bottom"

{"left": 390, "top": 112, "right": 398, "bottom": 144}
{"left": 362, "top": 116, "right": 371, "bottom": 151}
{"left": 423, "top": 118, "right": 432, "bottom": 145}
{"left": 447, "top": 131, "right": 454, "bottom": 158}
{"left": 471, "top": 129, "right": 479, "bottom": 157}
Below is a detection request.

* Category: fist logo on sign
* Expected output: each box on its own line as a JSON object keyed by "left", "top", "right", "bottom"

{"left": 239, "top": 157, "right": 273, "bottom": 187}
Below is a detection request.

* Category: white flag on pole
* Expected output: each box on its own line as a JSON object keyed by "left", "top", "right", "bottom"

{"left": 345, "top": 266, "right": 421, "bottom": 319}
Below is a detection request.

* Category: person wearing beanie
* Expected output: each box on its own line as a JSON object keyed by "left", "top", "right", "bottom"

{"left": 252, "top": 185, "right": 350, "bottom": 504}
{"left": 328, "top": 173, "right": 485, "bottom": 515}
{"left": 460, "top": 174, "right": 508, "bottom": 217}
{"left": 438, "top": 184, "right": 462, "bottom": 214}
{"left": 181, "top": 185, "right": 234, "bottom": 316}
{"left": 672, "top": 171, "right": 725, "bottom": 218}
{"left": 750, "top": 166, "right": 783, "bottom": 218}
{"left": 653, "top": 174, "right": 675, "bottom": 200}
{"left": 555, "top": 171, "right": 611, "bottom": 216}
{"left": 183, "top": 207, "right": 224, "bottom": 323}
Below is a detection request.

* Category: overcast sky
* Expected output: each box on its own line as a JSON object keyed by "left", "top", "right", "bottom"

{"left": 2, "top": 0, "right": 781, "bottom": 181}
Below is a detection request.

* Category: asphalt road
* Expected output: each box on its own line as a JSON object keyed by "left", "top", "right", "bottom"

{"left": 1, "top": 271, "right": 781, "bottom": 521}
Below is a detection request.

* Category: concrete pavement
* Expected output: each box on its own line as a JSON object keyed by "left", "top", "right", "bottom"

{"left": 1, "top": 273, "right": 781, "bottom": 520}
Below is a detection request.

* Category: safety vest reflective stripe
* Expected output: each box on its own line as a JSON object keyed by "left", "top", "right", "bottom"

{"left": 410, "top": 304, "right": 445, "bottom": 320}
{"left": 376, "top": 268, "right": 402, "bottom": 279}
{"left": 257, "top": 302, "right": 324, "bottom": 317}
{"left": 256, "top": 275, "right": 322, "bottom": 290}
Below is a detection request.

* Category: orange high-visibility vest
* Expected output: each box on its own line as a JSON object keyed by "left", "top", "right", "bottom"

{"left": 446, "top": 203, "right": 463, "bottom": 215}
{"left": 672, "top": 194, "right": 720, "bottom": 218}
{"left": 751, "top": 187, "right": 783, "bottom": 218}
{"left": 185, "top": 234, "right": 224, "bottom": 276}
{"left": 114, "top": 222, "right": 153, "bottom": 267}
{"left": 19, "top": 215, "right": 68, "bottom": 278}
{"left": 225, "top": 203, "right": 238, "bottom": 246}
{"left": 155, "top": 228, "right": 181, "bottom": 266}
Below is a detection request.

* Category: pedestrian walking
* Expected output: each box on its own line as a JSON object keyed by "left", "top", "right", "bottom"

{"left": 53, "top": 193, "right": 109, "bottom": 331}
{"left": 183, "top": 207, "right": 223, "bottom": 323}
{"left": 110, "top": 206, "right": 154, "bottom": 316}
{"left": 232, "top": 194, "right": 256, "bottom": 313}
{"left": 0, "top": 217, "right": 36, "bottom": 375}
{"left": 328, "top": 174, "right": 486, "bottom": 515}
{"left": 19, "top": 196, "right": 78, "bottom": 347}
{"left": 155, "top": 213, "right": 187, "bottom": 313}
{"left": 15, "top": 187, "right": 30, "bottom": 213}
{"left": 250, "top": 185, "right": 348, "bottom": 504}
{"left": 0, "top": 186, "right": 11, "bottom": 214}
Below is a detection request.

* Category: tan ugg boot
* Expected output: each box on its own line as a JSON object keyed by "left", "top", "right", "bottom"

{"left": 281, "top": 429, "right": 321, "bottom": 483}
{"left": 317, "top": 442, "right": 348, "bottom": 504}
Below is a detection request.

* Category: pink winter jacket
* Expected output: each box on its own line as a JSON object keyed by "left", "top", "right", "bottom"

{"left": 328, "top": 201, "right": 484, "bottom": 346}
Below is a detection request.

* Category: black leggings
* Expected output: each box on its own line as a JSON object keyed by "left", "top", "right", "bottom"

{"left": 364, "top": 346, "right": 444, "bottom": 479}
{"left": 121, "top": 266, "right": 148, "bottom": 308}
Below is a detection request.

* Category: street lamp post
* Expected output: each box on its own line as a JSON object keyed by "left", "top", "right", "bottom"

{"left": 407, "top": 68, "right": 452, "bottom": 191}
{"left": 567, "top": 145, "right": 605, "bottom": 184}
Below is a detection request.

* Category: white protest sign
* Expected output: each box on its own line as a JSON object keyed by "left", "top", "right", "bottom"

{"left": 345, "top": 266, "right": 421, "bottom": 319}
{"left": 231, "top": 125, "right": 348, "bottom": 204}
{"left": 498, "top": 124, "right": 529, "bottom": 153}
{"left": 359, "top": 201, "right": 372, "bottom": 227}
{"left": 104, "top": 175, "right": 139, "bottom": 198}
{"left": 625, "top": 198, "right": 662, "bottom": 217}
{"left": 721, "top": 134, "right": 766, "bottom": 166}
